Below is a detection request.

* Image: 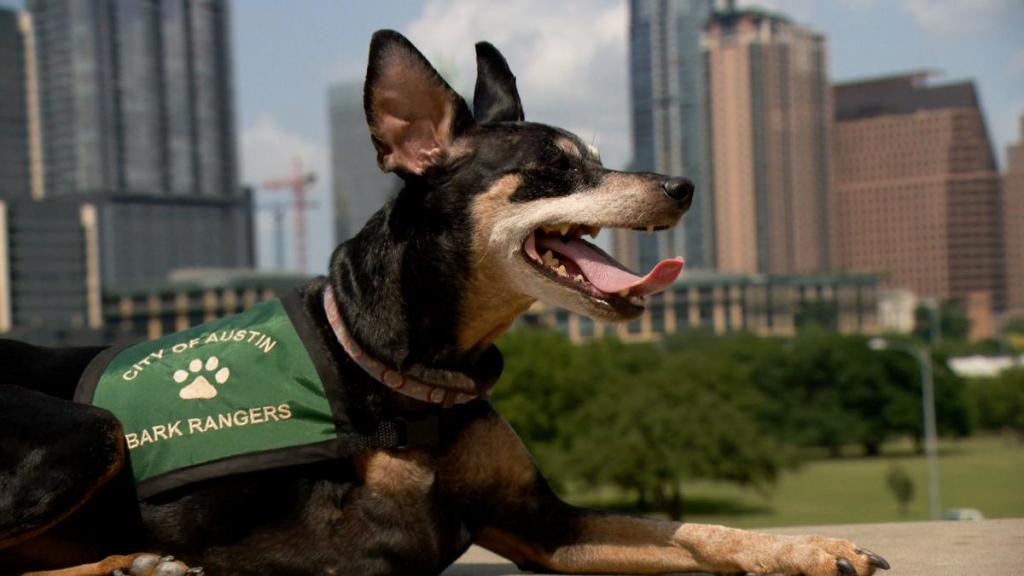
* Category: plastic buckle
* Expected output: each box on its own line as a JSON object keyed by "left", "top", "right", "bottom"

{"left": 396, "top": 415, "right": 440, "bottom": 448}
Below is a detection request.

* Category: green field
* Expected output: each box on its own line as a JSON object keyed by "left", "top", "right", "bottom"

{"left": 567, "top": 434, "right": 1024, "bottom": 528}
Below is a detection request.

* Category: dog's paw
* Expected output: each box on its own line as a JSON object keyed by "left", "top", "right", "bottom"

{"left": 112, "top": 554, "right": 204, "bottom": 576}
{"left": 762, "top": 536, "right": 889, "bottom": 576}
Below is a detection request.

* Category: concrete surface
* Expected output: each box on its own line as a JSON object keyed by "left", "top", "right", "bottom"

{"left": 444, "top": 519, "right": 1024, "bottom": 575}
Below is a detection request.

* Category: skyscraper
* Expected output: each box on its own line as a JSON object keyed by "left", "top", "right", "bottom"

{"left": 704, "top": 7, "right": 833, "bottom": 275}
{"left": 24, "top": 0, "right": 251, "bottom": 285}
{"left": 0, "top": 8, "right": 29, "bottom": 200}
{"left": 832, "top": 73, "right": 1005, "bottom": 310}
{"left": 29, "top": 0, "right": 237, "bottom": 200}
{"left": 328, "top": 80, "right": 400, "bottom": 243}
{"left": 2, "top": 0, "right": 252, "bottom": 342}
{"left": 618, "top": 0, "right": 715, "bottom": 272}
{"left": 1003, "top": 115, "right": 1024, "bottom": 312}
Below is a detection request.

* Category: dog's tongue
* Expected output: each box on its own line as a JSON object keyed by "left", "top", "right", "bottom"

{"left": 535, "top": 234, "right": 684, "bottom": 297}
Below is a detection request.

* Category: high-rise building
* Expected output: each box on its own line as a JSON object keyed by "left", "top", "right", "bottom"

{"left": 25, "top": 0, "right": 251, "bottom": 286}
{"left": 703, "top": 7, "right": 833, "bottom": 275}
{"left": 832, "top": 72, "right": 1005, "bottom": 311}
{"left": 2, "top": 0, "right": 252, "bottom": 342}
{"left": 28, "top": 0, "right": 237, "bottom": 200}
{"left": 328, "top": 80, "right": 399, "bottom": 243}
{"left": 0, "top": 8, "right": 30, "bottom": 200}
{"left": 617, "top": 0, "right": 715, "bottom": 273}
{"left": 1004, "top": 115, "right": 1024, "bottom": 313}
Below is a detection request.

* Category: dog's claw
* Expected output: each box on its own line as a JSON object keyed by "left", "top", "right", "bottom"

{"left": 856, "top": 547, "right": 890, "bottom": 570}
{"left": 836, "top": 558, "right": 856, "bottom": 575}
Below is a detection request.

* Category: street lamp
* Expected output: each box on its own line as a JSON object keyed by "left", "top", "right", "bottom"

{"left": 868, "top": 337, "right": 941, "bottom": 520}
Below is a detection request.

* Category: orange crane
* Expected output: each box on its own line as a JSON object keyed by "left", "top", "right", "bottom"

{"left": 261, "top": 158, "right": 316, "bottom": 272}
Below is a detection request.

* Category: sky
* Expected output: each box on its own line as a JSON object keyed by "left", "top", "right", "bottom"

{"left": 234, "top": 0, "right": 1023, "bottom": 275}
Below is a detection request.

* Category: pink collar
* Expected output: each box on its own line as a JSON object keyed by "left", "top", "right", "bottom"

{"left": 323, "top": 287, "right": 481, "bottom": 407}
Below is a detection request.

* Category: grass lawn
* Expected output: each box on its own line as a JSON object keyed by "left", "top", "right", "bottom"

{"left": 566, "top": 434, "right": 1024, "bottom": 528}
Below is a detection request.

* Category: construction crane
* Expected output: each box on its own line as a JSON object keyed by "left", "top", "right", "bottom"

{"left": 261, "top": 158, "right": 316, "bottom": 272}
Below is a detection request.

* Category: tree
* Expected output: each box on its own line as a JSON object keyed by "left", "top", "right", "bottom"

{"left": 914, "top": 300, "right": 970, "bottom": 343}
{"left": 969, "top": 368, "right": 1024, "bottom": 433}
{"left": 565, "top": 335, "right": 783, "bottom": 520}
{"left": 886, "top": 464, "right": 915, "bottom": 514}
{"left": 795, "top": 300, "right": 839, "bottom": 332}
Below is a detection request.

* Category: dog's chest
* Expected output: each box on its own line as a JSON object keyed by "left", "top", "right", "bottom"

{"left": 356, "top": 449, "right": 436, "bottom": 496}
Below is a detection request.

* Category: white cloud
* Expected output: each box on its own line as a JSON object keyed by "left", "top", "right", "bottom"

{"left": 404, "top": 0, "right": 631, "bottom": 168}
{"left": 240, "top": 114, "right": 334, "bottom": 274}
{"left": 737, "top": 0, "right": 817, "bottom": 22}
{"left": 1010, "top": 48, "right": 1024, "bottom": 79}
{"left": 901, "top": 0, "right": 1016, "bottom": 37}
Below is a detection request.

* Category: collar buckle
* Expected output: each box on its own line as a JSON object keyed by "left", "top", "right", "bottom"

{"left": 395, "top": 414, "right": 440, "bottom": 448}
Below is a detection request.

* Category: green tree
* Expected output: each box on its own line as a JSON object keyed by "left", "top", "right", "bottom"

{"left": 914, "top": 301, "right": 970, "bottom": 343}
{"left": 565, "top": 335, "right": 783, "bottom": 520}
{"left": 969, "top": 368, "right": 1024, "bottom": 433}
{"left": 886, "top": 464, "right": 915, "bottom": 514}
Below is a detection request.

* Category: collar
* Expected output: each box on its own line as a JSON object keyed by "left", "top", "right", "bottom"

{"left": 323, "top": 287, "right": 497, "bottom": 408}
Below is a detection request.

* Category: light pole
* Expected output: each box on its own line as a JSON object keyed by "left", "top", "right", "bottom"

{"left": 869, "top": 337, "right": 941, "bottom": 520}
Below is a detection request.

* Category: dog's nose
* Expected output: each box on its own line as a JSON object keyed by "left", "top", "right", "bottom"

{"left": 662, "top": 177, "right": 694, "bottom": 203}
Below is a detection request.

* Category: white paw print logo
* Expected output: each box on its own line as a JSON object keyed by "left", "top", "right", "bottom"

{"left": 174, "top": 356, "right": 230, "bottom": 400}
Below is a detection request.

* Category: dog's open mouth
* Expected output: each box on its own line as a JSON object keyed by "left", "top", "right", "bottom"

{"left": 522, "top": 224, "right": 684, "bottom": 311}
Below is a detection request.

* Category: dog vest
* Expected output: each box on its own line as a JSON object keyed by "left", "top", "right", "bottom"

{"left": 75, "top": 289, "right": 474, "bottom": 499}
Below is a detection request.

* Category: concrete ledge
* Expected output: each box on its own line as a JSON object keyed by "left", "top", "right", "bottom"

{"left": 445, "top": 519, "right": 1024, "bottom": 575}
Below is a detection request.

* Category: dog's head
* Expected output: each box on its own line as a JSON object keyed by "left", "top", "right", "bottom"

{"left": 355, "top": 30, "right": 692, "bottom": 356}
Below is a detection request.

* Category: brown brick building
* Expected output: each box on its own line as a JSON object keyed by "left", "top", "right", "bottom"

{"left": 831, "top": 73, "right": 1005, "bottom": 311}
{"left": 703, "top": 8, "right": 833, "bottom": 275}
{"left": 1005, "top": 116, "right": 1024, "bottom": 313}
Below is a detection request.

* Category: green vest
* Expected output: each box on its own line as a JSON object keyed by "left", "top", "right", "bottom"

{"left": 76, "top": 295, "right": 342, "bottom": 499}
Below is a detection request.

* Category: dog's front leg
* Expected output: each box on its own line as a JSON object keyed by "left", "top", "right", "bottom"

{"left": 479, "top": 511, "right": 889, "bottom": 576}
{"left": 448, "top": 412, "right": 887, "bottom": 575}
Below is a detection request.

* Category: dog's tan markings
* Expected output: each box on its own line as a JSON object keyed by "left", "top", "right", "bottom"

{"left": 440, "top": 412, "right": 537, "bottom": 496}
{"left": 555, "top": 137, "right": 583, "bottom": 159}
{"left": 479, "top": 516, "right": 880, "bottom": 575}
{"left": 458, "top": 174, "right": 535, "bottom": 353}
{"left": 355, "top": 449, "right": 435, "bottom": 497}
{"left": 19, "top": 553, "right": 173, "bottom": 576}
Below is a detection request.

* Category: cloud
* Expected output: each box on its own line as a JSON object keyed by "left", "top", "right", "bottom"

{"left": 1010, "top": 48, "right": 1024, "bottom": 79}
{"left": 901, "top": 0, "right": 1017, "bottom": 36}
{"left": 737, "top": 0, "right": 817, "bottom": 22}
{"left": 404, "top": 0, "right": 631, "bottom": 168}
{"left": 239, "top": 114, "right": 334, "bottom": 273}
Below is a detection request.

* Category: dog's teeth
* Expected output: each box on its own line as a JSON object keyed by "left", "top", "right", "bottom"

{"left": 559, "top": 224, "right": 570, "bottom": 236}
{"left": 587, "top": 226, "right": 601, "bottom": 239}
{"left": 574, "top": 274, "right": 585, "bottom": 283}
{"left": 646, "top": 225, "right": 655, "bottom": 234}
{"left": 542, "top": 250, "right": 558, "bottom": 267}
{"left": 618, "top": 289, "right": 630, "bottom": 297}
{"left": 556, "top": 265, "right": 568, "bottom": 276}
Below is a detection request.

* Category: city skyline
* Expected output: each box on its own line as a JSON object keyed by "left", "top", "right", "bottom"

{"left": 221, "top": 0, "right": 1021, "bottom": 274}
{"left": 1, "top": 0, "right": 1017, "bottom": 274}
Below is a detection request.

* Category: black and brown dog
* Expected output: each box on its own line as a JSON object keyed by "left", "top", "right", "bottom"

{"left": 0, "top": 31, "right": 889, "bottom": 576}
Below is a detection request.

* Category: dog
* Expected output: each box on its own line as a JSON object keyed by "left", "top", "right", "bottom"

{"left": 0, "top": 30, "right": 889, "bottom": 576}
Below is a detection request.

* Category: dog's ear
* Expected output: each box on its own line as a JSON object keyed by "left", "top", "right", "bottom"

{"left": 364, "top": 30, "right": 474, "bottom": 175}
{"left": 473, "top": 42, "right": 524, "bottom": 124}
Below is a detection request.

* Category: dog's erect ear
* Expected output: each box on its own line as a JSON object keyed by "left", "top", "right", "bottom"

{"left": 473, "top": 42, "right": 524, "bottom": 124}
{"left": 364, "top": 30, "right": 474, "bottom": 175}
